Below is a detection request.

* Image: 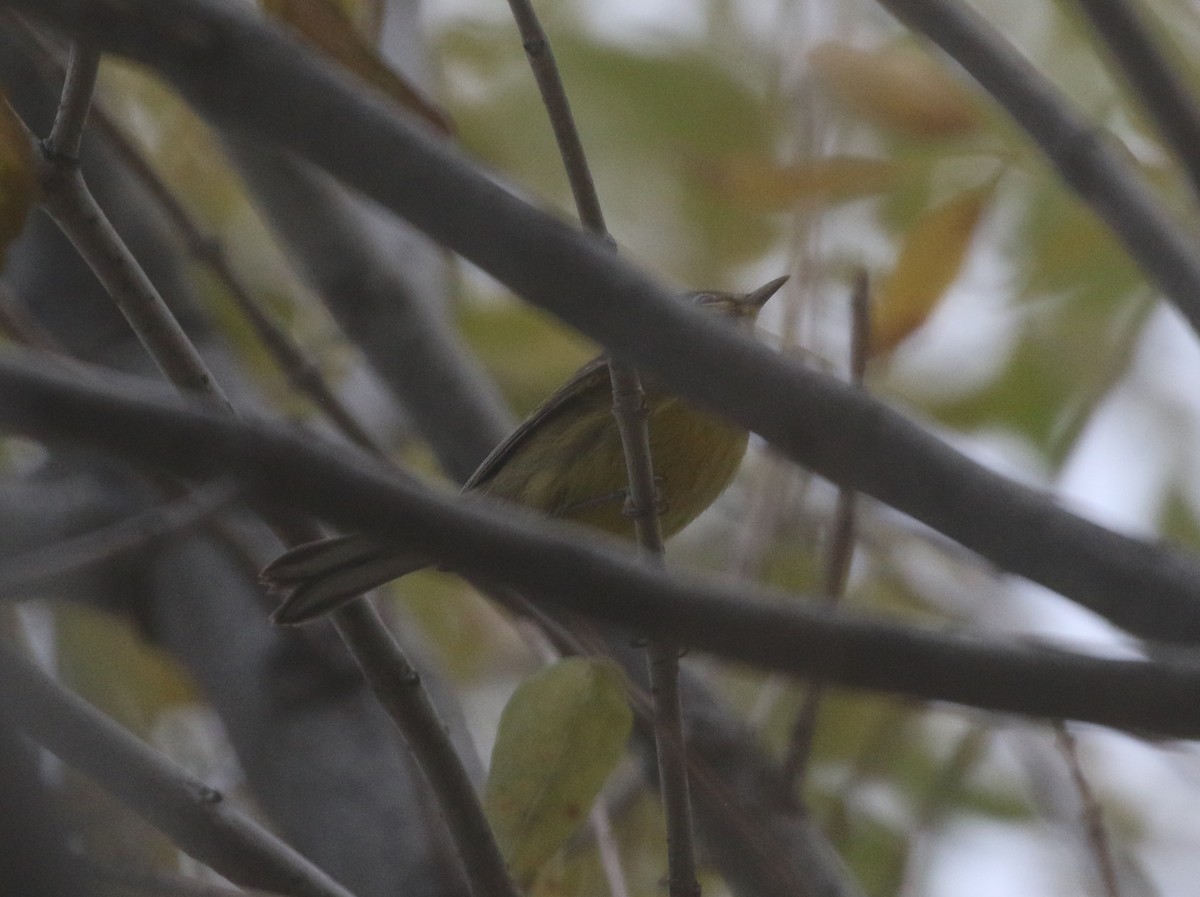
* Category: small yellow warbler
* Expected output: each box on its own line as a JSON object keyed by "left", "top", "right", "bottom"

{"left": 265, "top": 276, "right": 786, "bottom": 624}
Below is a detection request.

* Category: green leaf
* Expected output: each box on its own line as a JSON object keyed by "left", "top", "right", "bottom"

{"left": 458, "top": 299, "right": 596, "bottom": 416}
{"left": 485, "top": 658, "right": 633, "bottom": 886}
{"left": 439, "top": 23, "right": 778, "bottom": 283}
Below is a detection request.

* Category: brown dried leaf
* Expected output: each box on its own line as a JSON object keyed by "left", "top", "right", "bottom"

{"left": 261, "top": 0, "right": 453, "bottom": 134}
{"left": 872, "top": 182, "right": 993, "bottom": 355}
{"left": 0, "top": 95, "right": 39, "bottom": 264}
{"left": 811, "top": 42, "right": 981, "bottom": 139}
{"left": 704, "top": 155, "right": 897, "bottom": 210}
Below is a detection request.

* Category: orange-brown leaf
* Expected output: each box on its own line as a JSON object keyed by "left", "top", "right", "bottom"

{"left": 261, "top": 0, "right": 452, "bottom": 134}
{"left": 810, "top": 42, "right": 980, "bottom": 139}
{"left": 871, "top": 183, "right": 993, "bottom": 355}
{"left": 704, "top": 155, "right": 897, "bottom": 210}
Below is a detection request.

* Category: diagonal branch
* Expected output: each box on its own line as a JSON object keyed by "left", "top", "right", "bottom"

{"left": 14, "top": 0, "right": 1200, "bottom": 646}
{"left": 873, "top": 0, "right": 1200, "bottom": 335}
{"left": 6, "top": 353, "right": 1200, "bottom": 738}
{"left": 502, "top": 2, "right": 697, "bottom": 893}
{"left": 0, "top": 637, "right": 359, "bottom": 897}
{"left": 1072, "top": 0, "right": 1200, "bottom": 203}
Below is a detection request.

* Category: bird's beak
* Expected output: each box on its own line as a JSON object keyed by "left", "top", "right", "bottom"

{"left": 744, "top": 274, "right": 789, "bottom": 310}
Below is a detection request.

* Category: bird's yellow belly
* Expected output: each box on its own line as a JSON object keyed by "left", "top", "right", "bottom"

{"left": 480, "top": 393, "right": 749, "bottom": 539}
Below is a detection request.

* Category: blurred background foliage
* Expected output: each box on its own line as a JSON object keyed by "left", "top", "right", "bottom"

{"left": 9, "top": 0, "right": 1200, "bottom": 894}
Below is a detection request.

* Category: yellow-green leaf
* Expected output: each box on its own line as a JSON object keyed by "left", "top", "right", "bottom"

{"left": 810, "top": 42, "right": 981, "bottom": 139}
{"left": 0, "top": 94, "right": 39, "bottom": 265}
{"left": 872, "top": 183, "right": 993, "bottom": 355}
{"left": 56, "top": 604, "right": 199, "bottom": 736}
{"left": 485, "top": 658, "right": 632, "bottom": 886}
{"left": 703, "top": 155, "right": 898, "bottom": 210}
{"left": 261, "top": 0, "right": 452, "bottom": 134}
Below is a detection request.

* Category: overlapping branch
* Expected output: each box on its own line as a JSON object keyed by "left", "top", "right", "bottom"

{"left": 3, "top": 352, "right": 1200, "bottom": 739}
{"left": 10, "top": 0, "right": 1200, "bottom": 648}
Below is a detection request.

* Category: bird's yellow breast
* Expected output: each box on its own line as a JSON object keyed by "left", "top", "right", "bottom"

{"left": 476, "top": 378, "right": 749, "bottom": 539}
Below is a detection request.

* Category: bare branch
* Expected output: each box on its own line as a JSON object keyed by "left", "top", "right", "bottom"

{"left": 504, "top": 0, "right": 607, "bottom": 236}
{"left": 332, "top": 601, "right": 520, "bottom": 897}
{"left": 6, "top": 353, "right": 1200, "bottom": 737}
{"left": 23, "top": 36, "right": 233, "bottom": 408}
{"left": 44, "top": 41, "right": 96, "bottom": 159}
{"left": 500, "top": 4, "right": 697, "bottom": 890}
{"left": 783, "top": 271, "right": 870, "bottom": 791}
{"left": 0, "top": 637, "right": 359, "bottom": 897}
{"left": 0, "top": 477, "right": 237, "bottom": 594}
{"left": 13, "top": 0, "right": 1200, "bottom": 645}
{"left": 1056, "top": 726, "right": 1123, "bottom": 897}
{"left": 874, "top": 0, "right": 1200, "bottom": 336}
{"left": 1073, "top": 0, "right": 1200, "bottom": 202}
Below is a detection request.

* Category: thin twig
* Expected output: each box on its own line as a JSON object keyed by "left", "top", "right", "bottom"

{"left": 893, "top": 724, "right": 989, "bottom": 896}
{"left": 78, "top": 856, "right": 290, "bottom": 897}
{"left": 876, "top": 0, "right": 1200, "bottom": 339}
{"left": 30, "top": 0, "right": 1200, "bottom": 646}
{"left": 0, "top": 639, "right": 358, "bottom": 897}
{"left": 1073, "top": 0, "right": 1200, "bottom": 203}
{"left": 93, "top": 115, "right": 386, "bottom": 455}
{"left": 14, "top": 19, "right": 384, "bottom": 454}
{"left": 503, "top": 0, "right": 607, "bottom": 236}
{"left": 45, "top": 41, "right": 97, "bottom": 159}
{"left": 0, "top": 479, "right": 239, "bottom": 595}
{"left": 1056, "top": 725, "right": 1123, "bottom": 897}
{"left": 782, "top": 271, "right": 869, "bottom": 791}
{"left": 13, "top": 356, "right": 1200, "bottom": 734}
{"left": 37, "top": 164, "right": 232, "bottom": 405}
{"left": 0, "top": 283, "right": 62, "bottom": 350}
{"left": 502, "top": 3, "right": 698, "bottom": 895}
{"left": 330, "top": 601, "right": 522, "bottom": 897}
{"left": 589, "top": 801, "right": 633, "bottom": 897}
{"left": 29, "top": 55, "right": 233, "bottom": 409}
{"left": 29, "top": 41, "right": 516, "bottom": 897}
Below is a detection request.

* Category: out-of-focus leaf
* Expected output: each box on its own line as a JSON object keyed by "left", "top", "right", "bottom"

{"left": 485, "top": 658, "right": 632, "bottom": 886}
{"left": 702, "top": 155, "right": 898, "bottom": 210}
{"left": 1161, "top": 488, "right": 1200, "bottom": 550}
{"left": 928, "top": 290, "right": 1151, "bottom": 467}
{"left": 839, "top": 814, "right": 907, "bottom": 897}
{"left": 527, "top": 793, "right": 667, "bottom": 897}
{"left": 927, "top": 175, "right": 1150, "bottom": 465}
{"left": 261, "top": 0, "right": 452, "bottom": 133}
{"left": 397, "top": 570, "right": 529, "bottom": 680}
{"left": 810, "top": 42, "right": 982, "bottom": 139}
{"left": 56, "top": 604, "right": 198, "bottom": 735}
{"left": 459, "top": 299, "right": 596, "bottom": 415}
{"left": 0, "top": 93, "right": 39, "bottom": 265}
{"left": 871, "top": 182, "right": 993, "bottom": 355}
{"left": 100, "top": 63, "right": 247, "bottom": 228}
{"left": 440, "top": 24, "right": 778, "bottom": 283}
{"left": 1019, "top": 170, "right": 1142, "bottom": 302}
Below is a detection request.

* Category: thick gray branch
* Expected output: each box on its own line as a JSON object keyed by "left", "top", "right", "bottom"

{"left": 11, "top": 0, "right": 1200, "bottom": 646}
{"left": 4, "top": 355, "right": 1200, "bottom": 739}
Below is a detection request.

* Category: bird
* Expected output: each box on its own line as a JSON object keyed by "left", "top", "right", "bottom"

{"left": 264, "top": 275, "right": 787, "bottom": 625}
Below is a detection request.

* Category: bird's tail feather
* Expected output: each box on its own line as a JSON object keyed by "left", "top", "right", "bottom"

{"left": 261, "top": 534, "right": 430, "bottom": 625}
